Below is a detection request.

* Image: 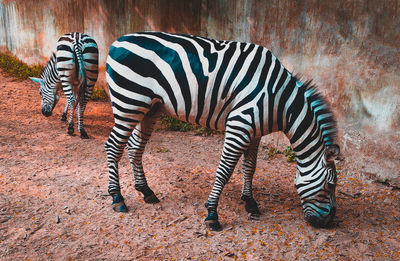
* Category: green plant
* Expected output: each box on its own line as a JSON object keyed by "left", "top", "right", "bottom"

{"left": 0, "top": 52, "right": 43, "bottom": 80}
{"left": 155, "top": 146, "right": 169, "bottom": 153}
{"left": 268, "top": 147, "right": 279, "bottom": 158}
{"left": 284, "top": 146, "right": 296, "bottom": 162}
{"left": 159, "top": 115, "right": 223, "bottom": 136}
{"left": 194, "top": 127, "right": 221, "bottom": 137}
{"left": 91, "top": 87, "right": 108, "bottom": 101}
{"left": 160, "top": 115, "right": 194, "bottom": 132}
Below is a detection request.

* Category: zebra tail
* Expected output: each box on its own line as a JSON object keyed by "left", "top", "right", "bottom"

{"left": 75, "top": 43, "right": 87, "bottom": 105}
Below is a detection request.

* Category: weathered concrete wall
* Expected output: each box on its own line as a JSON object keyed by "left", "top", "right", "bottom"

{"left": 1, "top": 0, "right": 399, "bottom": 181}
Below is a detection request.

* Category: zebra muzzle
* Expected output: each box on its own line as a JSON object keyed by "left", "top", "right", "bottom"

{"left": 41, "top": 107, "right": 52, "bottom": 117}
{"left": 305, "top": 206, "right": 336, "bottom": 228}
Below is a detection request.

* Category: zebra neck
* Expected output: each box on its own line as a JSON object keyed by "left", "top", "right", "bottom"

{"left": 282, "top": 81, "right": 328, "bottom": 176}
{"left": 287, "top": 122, "right": 326, "bottom": 176}
{"left": 294, "top": 139, "right": 325, "bottom": 176}
{"left": 42, "top": 53, "right": 60, "bottom": 86}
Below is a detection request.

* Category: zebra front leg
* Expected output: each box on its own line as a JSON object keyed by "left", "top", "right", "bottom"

{"left": 61, "top": 102, "right": 68, "bottom": 122}
{"left": 127, "top": 113, "right": 160, "bottom": 203}
{"left": 105, "top": 124, "right": 136, "bottom": 213}
{"left": 205, "top": 125, "right": 251, "bottom": 231}
{"left": 241, "top": 138, "right": 261, "bottom": 220}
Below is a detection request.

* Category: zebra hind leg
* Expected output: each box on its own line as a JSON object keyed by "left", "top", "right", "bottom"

{"left": 127, "top": 108, "right": 161, "bottom": 204}
{"left": 77, "top": 100, "right": 89, "bottom": 139}
{"left": 241, "top": 138, "right": 261, "bottom": 220}
{"left": 66, "top": 97, "right": 75, "bottom": 135}
{"left": 76, "top": 77, "right": 95, "bottom": 139}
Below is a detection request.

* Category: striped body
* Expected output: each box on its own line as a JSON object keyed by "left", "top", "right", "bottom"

{"left": 30, "top": 32, "right": 98, "bottom": 138}
{"left": 105, "top": 32, "right": 340, "bottom": 228}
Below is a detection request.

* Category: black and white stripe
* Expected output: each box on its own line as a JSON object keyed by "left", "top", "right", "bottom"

{"left": 30, "top": 32, "right": 99, "bottom": 138}
{"left": 104, "top": 32, "right": 340, "bottom": 229}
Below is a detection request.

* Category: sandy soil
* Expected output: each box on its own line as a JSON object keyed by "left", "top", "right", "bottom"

{"left": 0, "top": 70, "right": 399, "bottom": 260}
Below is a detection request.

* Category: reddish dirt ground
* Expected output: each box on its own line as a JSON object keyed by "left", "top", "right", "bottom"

{"left": 0, "top": 70, "right": 399, "bottom": 260}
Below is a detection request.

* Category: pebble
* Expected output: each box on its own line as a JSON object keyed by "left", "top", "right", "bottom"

{"left": 55, "top": 215, "right": 60, "bottom": 224}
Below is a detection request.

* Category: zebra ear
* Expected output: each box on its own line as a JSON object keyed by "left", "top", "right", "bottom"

{"left": 325, "top": 144, "right": 341, "bottom": 162}
{"left": 29, "top": 77, "right": 44, "bottom": 85}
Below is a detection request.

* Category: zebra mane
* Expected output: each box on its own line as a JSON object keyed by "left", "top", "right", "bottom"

{"left": 40, "top": 52, "right": 57, "bottom": 79}
{"left": 296, "top": 76, "right": 338, "bottom": 147}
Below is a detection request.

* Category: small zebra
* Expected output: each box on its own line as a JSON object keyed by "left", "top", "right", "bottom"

{"left": 105, "top": 32, "right": 341, "bottom": 230}
{"left": 30, "top": 32, "right": 99, "bottom": 139}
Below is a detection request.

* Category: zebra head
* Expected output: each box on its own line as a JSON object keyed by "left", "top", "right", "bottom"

{"left": 294, "top": 144, "right": 340, "bottom": 228}
{"left": 30, "top": 77, "right": 59, "bottom": 117}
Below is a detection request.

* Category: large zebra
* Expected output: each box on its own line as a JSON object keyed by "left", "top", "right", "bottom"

{"left": 30, "top": 32, "right": 99, "bottom": 139}
{"left": 105, "top": 32, "right": 340, "bottom": 230}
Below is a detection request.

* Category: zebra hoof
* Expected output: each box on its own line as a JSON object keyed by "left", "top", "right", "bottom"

{"left": 205, "top": 211, "right": 222, "bottom": 231}
{"left": 60, "top": 114, "right": 67, "bottom": 122}
{"left": 112, "top": 202, "right": 128, "bottom": 212}
{"left": 67, "top": 125, "right": 74, "bottom": 135}
{"left": 144, "top": 193, "right": 160, "bottom": 204}
{"left": 245, "top": 204, "right": 260, "bottom": 216}
{"left": 242, "top": 196, "right": 260, "bottom": 216}
{"left": 80, "top": 130, "right": 89, "bottom": 139}
{"left": 248, "top": 213, "right": 261, "bottom": 220}
{"left": 112, "top": 193, "right": 128, "bottom": 212}
{"left": 205, "top": 219, "right": 222, "bottom": 231}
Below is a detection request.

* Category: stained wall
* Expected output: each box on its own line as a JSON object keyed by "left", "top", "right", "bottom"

{"left": 1, "top": 0, "right": 399, "bottom": 180}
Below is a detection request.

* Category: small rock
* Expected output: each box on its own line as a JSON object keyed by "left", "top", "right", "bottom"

{"left": 55, "top": 215, "right": 60, "bottom": 224}
{"left": 383, "top": 198, "right": 391, "bottom": 205}
{"left": 66, "top": 209, "right": 71, "bottom": 214}
{"left": 224, "top": 251, "right": 236, "bottom": 258}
